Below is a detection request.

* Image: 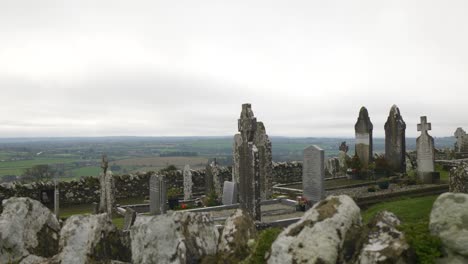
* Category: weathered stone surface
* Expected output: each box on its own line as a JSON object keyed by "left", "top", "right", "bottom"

{"left": 123, "top": 208, "right": 137, "bottom": 231}
{"left": 50, "top": 213, "right": 129, "bottom": 264}
{"left": 416, "top": 116, "right": 435, "bottom": 183}
{"left": 302, "top": 145, "right": 325, "bottom": 205}
{"left": 222, "top": 181, "right": 238, "bottom": 205}
{"left": 183, "top": 164, "right": 193, "bottom": 201}
{"left": 218, "top": 209, "right": 257, "bottom": 263}
{"left": 338, "top": 151, "right": 349, "bottom": 175}
{"left": 430, "top": 192, "right": 468, "bottom": 261}
{"left": 454, "top": 127, "right": 468, "bottom": 153}
{"left": 358, "top": 211, "right": 413, "bottom": 264}
{"left": 0, "top": 197, "right": 60, "bottom": 263}
{"left": 325, "top": 157, "right": 340, "bottom": 178}
{"left": 149, "top": 174, "right": 166, "bottom": 215}
{"left": 131, "top": 212, "right": 219, "bottom": 264}
{"left": 237, "top": 103, "right": 261, "bottom": 221}
{"left": 449, "top": 162, "right": 468, "bottom": 193}
{"left": 268, "top": 195, "right": 362, "bottom": 264}
{"left": 355, "top": 107, "right": 373, "bottom": 169}
{"left": 384, "top": 105, "right": 406, "bottom": 173}
{"left": 254, "top": 122, "right": 273, "bottom": 200}
{"left": 209, "top": 160, "right": 223, "bottom": 198}
{"left": 231, "top": 133, "right": 242, "bottom": 185}
{"left": 99, "top": 170, "right": 115, "bottom": 216}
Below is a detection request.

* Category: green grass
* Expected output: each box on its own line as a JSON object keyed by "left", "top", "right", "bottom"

{"left": 362, "top": 195, "right": 442, "bottom": 263}
{"left": 243, "top": 228, "right": 282, "bottom": 264}
{"left": 70, "top": 166, "right": 101, "bottom": 177}
{"left": 0, "top": 157, "right": 76, "bottom": 176}
{"left": 435, "top": 164, "right": 449, "bottom": 182}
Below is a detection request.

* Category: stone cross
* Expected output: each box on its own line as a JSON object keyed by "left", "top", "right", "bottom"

{"left": 150, "top": 174, "right": 166, "bottom": 215}
{"left": 101, "top": 154, "right": 108, "bottom": 174}
{"left": 454, "top": 128, "right": 468, "bottom": 153}
{"left": 237, "top": 103, "right": 261, "bottom": 221}
{"left": 417, "top": 116, "right": 431, "bottom": 133}
{"left": 384, "top": 105, "right": 406, "bottom": 173}
{"left": 253, "top": 122, "right": 273, "bottom": 200}
{"left": 416, "top": 116, "right": 435, "bottom": 183}
{"left": 354, "top": 106, "right": 373, "bottom": 169}
{"left": 183, "top": 164, "right": 193, "bottom": 201}
{"left": 302, "top": 145, "right": 325, "bottom": 206}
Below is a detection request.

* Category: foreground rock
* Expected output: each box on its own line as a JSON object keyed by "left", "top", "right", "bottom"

{"left": 268, "top": 195, "right": 362, "bottom": 264}
{"left": 430, "top": 192, "right": 468, "bottom": 263}
{"left": 218, "top": 209, "right": 257, "bottom": 263}
{"left": 358, "top": 211, "right": 413, "bottom": 264}
{"left": 0, "top": 197, "right": 60, "bottom": 263}
{"left": 49, "top": 213, "right": 129, "bottom": 264}
{"left": 131, "top": 212, "right": 219, "bottom": 264}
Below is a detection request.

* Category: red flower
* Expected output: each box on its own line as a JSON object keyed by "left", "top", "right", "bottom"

{"left": 181, "top": 203, "right": 187, "bottom": 209}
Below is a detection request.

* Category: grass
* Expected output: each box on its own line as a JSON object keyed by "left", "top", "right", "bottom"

{"left": 362, "top": 195, "right": 442, "bottom": 263}
{"left": 0, "top": 157, "right": 76, "bottom": 176}
{"left": 243, "top": 228, "right": 282, "bottom": 264}
{"left": 70, "top": 166, "right": 101, "bottom": 177}
{"left": 435, "top": 164, "right": 449, "bottom": 182}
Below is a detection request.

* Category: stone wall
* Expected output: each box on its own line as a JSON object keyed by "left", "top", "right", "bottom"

{"left": 0, "top": 162, "right": 302, "bottom": 206}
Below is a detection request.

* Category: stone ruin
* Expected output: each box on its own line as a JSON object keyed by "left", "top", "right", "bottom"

{"left": 354, "top": 106, "right": 373, "bottom": 169}
{"left": 98, "top": 154, "right": 115, "bottom": 216}
{"left": 234, "top": 103, "right": 262, "bottom": 221}
{"left": 384, "top": 105, "right": 406, "bottom": 173}
{"left": 454, "top": 127, "right": 468, "bottom": 153}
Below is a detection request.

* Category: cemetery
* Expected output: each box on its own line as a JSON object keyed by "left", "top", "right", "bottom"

{"left": 0, "top": 103, "right": 467, "bottom": 264}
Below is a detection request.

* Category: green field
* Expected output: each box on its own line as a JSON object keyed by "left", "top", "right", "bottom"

{"left": 69, "top": 166, "right": 101, "bottom": 177}
{"left": 0, "top": 157, "right": 76, "bottom": 176}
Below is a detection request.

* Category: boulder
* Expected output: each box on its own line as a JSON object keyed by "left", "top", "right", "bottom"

{"left": 430, "top": 192, "right": 468, "bottom": 262}
{"left": 357, "top": 211, "right": 413, "bottom": 264}
{"left": 131, "top": 212, "right": 219, "bottom": 264}
{"left": 218, "top": 209, "right": 257, "bottom": 262}
{"left": 0, "top": 197, "right": 60, "bottom": 263}
{"left": 50, "top": 213, "right": 129, "bottom": 264}
{"left": 268, "top": 195, "right": 362, "bottom": 264}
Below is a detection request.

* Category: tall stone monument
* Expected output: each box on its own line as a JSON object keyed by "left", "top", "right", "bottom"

{"left": 205, "top": 160, "right": 222, "bottom": 197}
{"left": 416, "top": 116, "right": 435, "bottom": 183}
{"left": 302, "top": 145, "right": 325, "bottom": 205}
{"left": 99, "top": 154, "right": 115, "bottom": 216}
{"left": 384, "top": 105, "right": 406, "bottom": 173}
{"left": 205, "top": 163, "right": 214, "bottom": 195}
{"left": 150, "top": 174, "right": 167, "bottom": 215}
{"left": 354, "top": 106, "right": 373, "bottom": 169}
{"left": 253, "top": 122, "right": 273, "bottom": 200}
{"left": 183, "top": 164, "right": 193, "bottom": 201}
{"left": 237, "top": 103, "right": 261, "bottom": 221}
{"left": 233, "top": 119, "right": 272, "bottom": 201}
{"left": 454, "top": 128, "right": 468, "bottom": 153}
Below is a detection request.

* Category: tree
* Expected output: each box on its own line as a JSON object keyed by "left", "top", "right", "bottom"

{"left": 22, "top": 164, "right": 55, "bottom": 182}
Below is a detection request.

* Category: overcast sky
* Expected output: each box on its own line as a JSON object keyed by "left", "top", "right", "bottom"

{"left": 0, "top": 1, "right": 467, "bottom": 138}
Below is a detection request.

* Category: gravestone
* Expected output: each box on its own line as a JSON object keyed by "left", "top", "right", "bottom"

{"left": 222, "top": 181, "right": 238, "bottom": 205}
{"left": 211, "top": 160, "right": 222, "bottom": 198}
{"left": 384, "top": 105, "right": 406, "bottom": 173}
{"left": 355, "top": 106, "right": 373, "bottom": 169}
{"left": 302, "top": 145, "right": 325, "bottom": 206}
{"left": 54, "top": 179, "right": 59, "bottom": 217}
{"left": 123, "top": 207, "right": 137, "bottom": 231}
{"left": 416, "top": 116, "right": 436, "bottom": 183}
{"left": 254, "top": 122, "right": 273, "bottom": 200}
{"left": 454, "top": 128, "right": 468, "bottom": 153}
{"left": 325, "top": 157, "right": 340, "bottom": 178}
{"left": 150, "top": 174, "right": 167, "bottom": 215}
{"left": 205, "top": 163, "right": 214, "bottom": 195}
{"left": 183, "top": 164, "right": 193, "bottom": 201}
{"left": 237, "top": 103, "right": 261, "bottom": 221}
{"left": 99, "top": 154, "right": 115, "bottom": 216}
{"left": 232, "top": 134, "right": 242, "bottom": 185}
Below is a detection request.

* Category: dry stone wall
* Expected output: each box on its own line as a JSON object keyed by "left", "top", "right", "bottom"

{"left": 0, "top": 162, "right": 303, "bottom": 206}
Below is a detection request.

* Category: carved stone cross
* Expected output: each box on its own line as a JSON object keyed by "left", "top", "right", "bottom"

{"left": 238, "top": 104, "right": 257, "bottom": 143}
{"left": 417, "top": 116, "right": 431, "bottom": 134}
{"left": 455, "top": 127, "right": 466, "bottom": 139}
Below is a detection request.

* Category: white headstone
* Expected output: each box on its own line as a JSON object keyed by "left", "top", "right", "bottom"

{"left": 183, "top": 165, "right": 193, "bottom": 201}
{"left": 417, "top": 116, "right": 435, "bottom": 182}
{"left": 150, "top": 174, "right": 166, "bottom": 215}
{"left": 222, "top": 181, "right": 238, "bottom": 205}
{"left": 302, "top": 145, "right": 325, "bottom": 205}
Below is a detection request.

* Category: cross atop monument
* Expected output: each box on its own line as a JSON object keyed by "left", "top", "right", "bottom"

{"left": 238, "top": 103, "right": 257, "bottom": 143}
{"left": 417, "top": 116, "right": 431, "bottom": 134}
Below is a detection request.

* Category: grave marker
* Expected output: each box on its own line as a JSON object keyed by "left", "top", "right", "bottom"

{"left": 150, "top": 174, "right": 166, "bottom": 215}
{"left": 302, "top": 145, "right": 325, "bottom": 205}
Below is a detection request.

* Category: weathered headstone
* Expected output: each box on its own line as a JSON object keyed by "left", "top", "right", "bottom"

{"left": 339, "top": 141, "right": 349, "bottom": 153}
{"left": 123, "top": 207, "right": 137, "bottom": 231}
{"left": 325, "top": 157, "right": 340, "bottom": 178}
{"left": 54, "top": 179, "right": 59, "bottom": 217}
{"left": 237, "top": 103, "right": 261, "bottom": 221}
{"left": 355, "top": 106, "right": 373, "bottom": 169}
{"left": 302, "top": 145, "right": 325, "bottom": 205}
{"left": 149, "top": 174, "right": 167, "bottom": 215}
{"left": 222, "top": 181, "right": 238, "bottom": 205}
{"left": 384, "top": 105, "right": 406, "bottom": 173}
{"left": 449, "top": 163, "right": 468, "bottom": 193}
{"left": 183, "top": 164, "right": 193, "bottom": 201}
{"left": 232, "top": 134, "right": 242, "bottom": 185}
{"left": 205, "top": 163, "right": 214, "bottom": 195}
{"left": 205, "top": 160, "right": 222, "bottom": 197}
{"left": 99, "top": 154, "right": 115, "bottom": 216}
{"left": 454, "top": 127, "right": 468, "bottom": 153}
{"left": 254, "top": 122, "right": 273, "bottom": 200}
{"left": 416, "top": 116, "right": 436, "bottom": 183}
